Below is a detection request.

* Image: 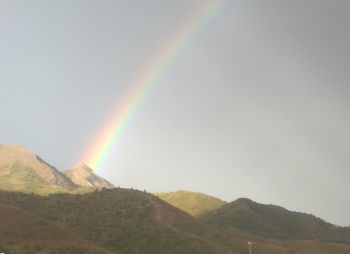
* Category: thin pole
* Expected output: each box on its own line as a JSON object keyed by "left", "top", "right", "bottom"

{"left": 248, "top": 241, "right": 252, "bottom": 254}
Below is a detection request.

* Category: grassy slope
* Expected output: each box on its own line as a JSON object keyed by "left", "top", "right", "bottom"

{"left": 156, "top": 192, "right": 350, "bottom": 253}
{"left": 155, "top": 190, "right": 226, "bottom": 217}
{"left": 0, "top": 144, "right": 77, "bottom": 195}
{"left": 199, "top": 198, "right": 350, "bottom": 244}
{"left": 0, "top": 163, "right": 91, "bottom": 195}
{"left": 0, "top": 144, "right": 95, "bottom": 195}
{"left": 0, "top": 202, "right": 115, "bottom": 254}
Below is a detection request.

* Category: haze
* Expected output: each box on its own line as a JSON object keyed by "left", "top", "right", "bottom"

{"left": 1, "top": 0, "right": 349, "bottom": 226}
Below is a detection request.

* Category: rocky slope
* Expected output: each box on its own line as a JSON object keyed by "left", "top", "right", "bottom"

{"left": 0, "top": 144, "right": 77, "bottom": 194}
{"left": 0, "top": 143, "right": 113, "bottom": 195}
{"left": 64, "top": 163, "right": 114, "bottom": 189}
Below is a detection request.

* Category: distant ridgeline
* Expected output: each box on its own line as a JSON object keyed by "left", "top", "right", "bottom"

{"left": 1, "top": 143, "right": 350, "bottom": 254}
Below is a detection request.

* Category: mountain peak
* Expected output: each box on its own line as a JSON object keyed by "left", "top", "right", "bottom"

{"left": 0, "top": 143, "right": 37, "bottom": 158}
{"left": 0, "top": 143, "right": 77, "bottom": 194}
{"left": 73, "top": 163, "right": 94, "bottom": 173}
{"left": 64, "top": 164, "right": 114, "bottom": 189}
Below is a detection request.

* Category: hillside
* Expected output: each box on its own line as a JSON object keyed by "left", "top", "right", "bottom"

{"left": 64, "top": 164, "right": 114, "bottom": 189}
{"left": 2, "top": 190, "right": 350, "bottom": 254}
{"left": 0, "top": 143, "right": 114, "bottom": 195}
{"left": 0, "top": 189, "right": 233, "bottom": 254}
{"left": 1, "top": 143, "right": 350, "bottom": 253}
{"left": 155, "top": 190, "right": 226, "bottom": 217}
{"left": 199, "top": 198, "right": 350, "bottom": 243}
{"left": 0, "top": 144, "right": 78, "bottom": 194}
{"left": 0, "top": 202, "right": 115, "bottom": 254}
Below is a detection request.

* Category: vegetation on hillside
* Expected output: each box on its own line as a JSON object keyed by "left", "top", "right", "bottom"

{"left": 2, "top": 144, "right": 350, "bottom": 253}
{"left": 155, "top": 190, "right": 226, "bottom": 217}
{"left": 0, "top": 189, "right": 232, "bottom": 254}
{"left": 199, "top": 198, "right": 350, "bottom": 244}
{"left": 1, "top": 189, "right": 350, "bottom": 254}
{"left": 0, "top": 203, "right": 114, "bottom": 254}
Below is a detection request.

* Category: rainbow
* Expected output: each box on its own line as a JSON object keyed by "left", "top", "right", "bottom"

{"left": 81, "top": 0, "right": 228, "bottom": 172}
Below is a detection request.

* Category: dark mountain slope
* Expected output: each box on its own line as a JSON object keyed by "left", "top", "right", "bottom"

{"left": 0, "top": 202, "right": 115, "bottom": 254}
{"left": 1, "top": 189, "right": 350, "bottom": 254}
{"left": 200, "top": 198, "right": 350, "bottom": 243}
{"left": 0, "top": 189, "right": 232, "bottom": 254}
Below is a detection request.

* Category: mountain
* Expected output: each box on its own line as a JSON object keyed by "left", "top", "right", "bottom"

{"left": 0, "top": 143, "right": 113, "bottom": 195}
{"left": 199, "top": 198, "right": 350, "bottom": 243}
{"left": 0, "top": 202, "right": 115, "bottom": 254}
{"left": 155, "top": 190, "right": 226, "bottom": 217}
{"left": 2, "top": 143, "right": 350, "bottom": 253}
{"left": 64, "top": 164, "right": 114, "bottom": 189}
{"left": 0, "top": 188, "right": 233, "bottom": 254}
{"left": 2, "top": 189, "right": 350, "bottom": 254}
{"left": 0, "top": 144, "right": 77, "bottom": 194}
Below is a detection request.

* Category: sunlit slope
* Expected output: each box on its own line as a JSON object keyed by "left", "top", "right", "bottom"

{"left": 155, "top": 190, "right": 226, "bottom": 217}
{"left": 64, "top": 163, "right": 114, "bottom": 189}
{"left": 0, "top": 143, "right": 113, "bottom": 195}
{"left": 0, "top": 202, "right": 116, "bottom": 254}
{"left": 0, "top": 144, "right": 78, "bottom": 194}
{"left": 200, "top": 198, "right": 350, "bottom": 243}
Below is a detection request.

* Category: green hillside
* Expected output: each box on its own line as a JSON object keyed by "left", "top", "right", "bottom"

{"left": 155, "top": 190, "right": 226, "bottom": 217}
{"left": 200, "top": 198, "right": 350, "bottom": 243}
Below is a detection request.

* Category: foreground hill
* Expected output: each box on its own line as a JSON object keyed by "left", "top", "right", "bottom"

{"left": 155, "top": 190, "right": 226, "bottom": 217}
{"left": 0, "top": 144, "right": 78, "bottom": 194}
{"left": 0, "top": 202, "right": 115, "bottom": 254}
{"left": 1, "top": 189, "right": 350, "bottom": 254}
{"left": 0, "top": 189, "right": 232, "bottom": 254}
{"left": 199, "top": 198, "right": 350, "bottom": 244}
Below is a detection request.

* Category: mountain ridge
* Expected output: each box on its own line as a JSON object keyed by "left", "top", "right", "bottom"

{"left": 0, "top": 143, "right": 112, "bottom": 195}
{"left": 1, "top": 143, "right": 350, "bottom": 253}
{"left": 199, "top": 197, "right": 350, "bottom": 243}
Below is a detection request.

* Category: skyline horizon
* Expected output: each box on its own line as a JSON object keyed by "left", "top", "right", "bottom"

{"left": 1, "top": 0, "right": 349, "bottom": 227}
{"left": 1, "top": 141, "right": 348, "bottom": 228}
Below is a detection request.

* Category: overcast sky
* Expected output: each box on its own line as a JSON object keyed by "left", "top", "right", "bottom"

{"left": 1, "top": 0, "right": 350, "bottom": 226}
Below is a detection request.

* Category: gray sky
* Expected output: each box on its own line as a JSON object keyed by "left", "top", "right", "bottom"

{"left": 1, "top": 0, "right": 350, "bottom": 226}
